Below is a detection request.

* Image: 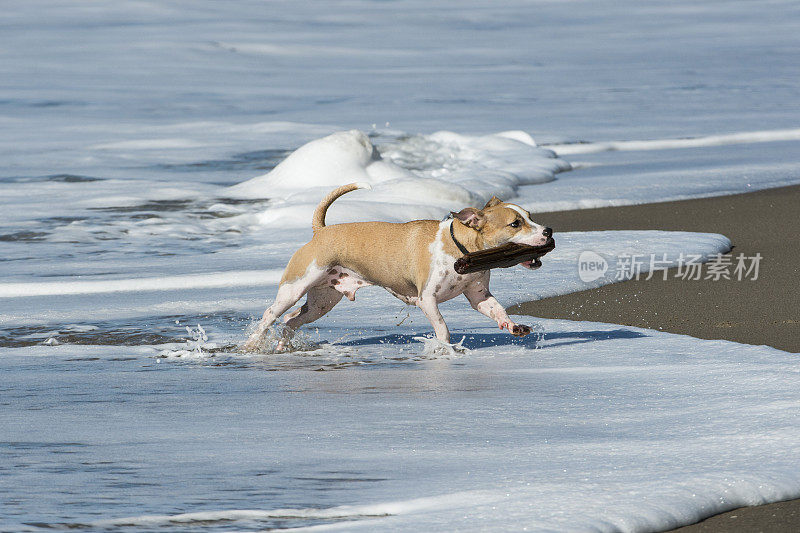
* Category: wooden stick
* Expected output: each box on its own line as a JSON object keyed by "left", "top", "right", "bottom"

{"left": 453, "top": 239, "right": 555, "bottom": 274}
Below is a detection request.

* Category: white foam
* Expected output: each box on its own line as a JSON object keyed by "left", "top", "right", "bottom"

{"left": 226, "top": 130, "right": 409, "bottom": 199}
{"left": 487, "top": 230, "right": 732, "bottom": 306}
{"left": 223, "top": 129, "right": 568, "bottom": 229}
{"left": 218, "top": 127, "right": 800, "bottom": 232}
{"left": 0, "top": 270, "right": 283, "bottom": 298}
{"left": 550, "top": 128, "right": 800, "bottom": 155}
{"left": 212, "top": 41, "right": 416, "bottom": 59}
{"left": 90, "top": 138, "right": 207, "bottom": 150}
{"left": 85, "top": 491, "right": 493, "bottom": 529}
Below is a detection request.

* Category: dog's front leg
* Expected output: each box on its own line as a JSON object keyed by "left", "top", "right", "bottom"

{"left": 417, "top": 298, "right": 450, "bottom": 343}
{"left": 463, "top": 282, "right": 531, "bottom": 337}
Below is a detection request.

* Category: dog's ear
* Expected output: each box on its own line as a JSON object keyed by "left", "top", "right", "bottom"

{"left": 451, "top": 207, "right": 485, "bottom": 230}
{"left": 483, "top": 196, "right": 502, "bottom": 209}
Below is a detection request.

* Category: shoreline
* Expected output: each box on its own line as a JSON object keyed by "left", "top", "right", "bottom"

{"left": 512, "top": 184, "right": 799, "bottom": 353}
{"left": 513, "top": 184, "right": 800, "bottom": 531}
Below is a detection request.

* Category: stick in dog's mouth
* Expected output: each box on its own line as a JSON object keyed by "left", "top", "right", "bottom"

{"left": 453, "top": 238, "right": 556, "bottom": 274}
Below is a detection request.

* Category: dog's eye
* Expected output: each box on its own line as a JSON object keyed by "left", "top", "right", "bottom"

{"left": 509, "top": 220, "right": 521, "bottom": 228}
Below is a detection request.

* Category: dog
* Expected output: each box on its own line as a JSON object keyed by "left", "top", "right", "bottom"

{"left": 242, "top": 183, "right": 553, "bottom": 351}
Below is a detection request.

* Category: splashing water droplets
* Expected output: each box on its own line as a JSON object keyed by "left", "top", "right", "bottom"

{"left": 413, "top": 335, "right": 469, "bottom": 358}
{"left": 240, "top": 323, "right": 322, "bottom": 355}
{"left": 159, "top": 323, "right": 216, "bottom": 359}
{"left": 186, "top": 324, "right": 208, "bottom": 354}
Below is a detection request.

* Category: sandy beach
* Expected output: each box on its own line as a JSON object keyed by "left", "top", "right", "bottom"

{"left": 515, "top": 184, "right": 800, "bottom": 530}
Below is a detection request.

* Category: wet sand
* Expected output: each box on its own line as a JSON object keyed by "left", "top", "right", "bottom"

{"left": 513, "top": 184, "right": 800, "bottom": 531}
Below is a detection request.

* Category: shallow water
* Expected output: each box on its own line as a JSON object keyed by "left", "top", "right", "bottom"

{"left": 3, "top": 317, "right": 798, "bottom": 532}
{"left": 3, "top": 1, "right": 800, "bottom": 531}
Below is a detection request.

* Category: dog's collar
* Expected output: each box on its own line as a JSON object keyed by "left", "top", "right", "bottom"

{"left": 449, "top": 220, "right": 470, "bottom": 256}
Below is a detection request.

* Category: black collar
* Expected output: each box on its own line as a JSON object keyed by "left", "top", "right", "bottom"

{"left": 449, "top": 220, "right": 470, "bottom": 256}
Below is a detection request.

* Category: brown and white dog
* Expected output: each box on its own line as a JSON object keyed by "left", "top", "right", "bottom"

{"left": 242, "top": 183, "right": 553, "bottom": 351}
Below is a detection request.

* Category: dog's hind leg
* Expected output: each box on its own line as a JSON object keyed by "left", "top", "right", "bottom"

{"left": 242, "top": 265, "right": 326, "bottom": 352}
{"left": 277, "top": 286, "right": 343, "bottom": 350}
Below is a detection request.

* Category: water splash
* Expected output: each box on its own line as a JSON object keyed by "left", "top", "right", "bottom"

{"left": 158, "top": 324, "right": 217, "bottom": 359}
{"left": 529, "top": 323, "right": 546, "bottom": 348}
{"left": 186, "top": 324, "right": 208, "bottom": 353}
{"left": 239, "top": 323, "right": 322, "bottom": 354}
{"left": 413, "top": 335, "right": 469, "bottom": 358}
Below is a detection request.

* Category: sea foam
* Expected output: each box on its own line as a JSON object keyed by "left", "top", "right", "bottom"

{"left": 225, "top": 129, "right": 569, "bottom": 228}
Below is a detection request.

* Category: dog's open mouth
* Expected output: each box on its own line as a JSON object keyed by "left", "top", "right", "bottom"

{"left": 519, "top": 238, "right": 556, "bottom": 270}
{"left": 453, "top": 238, "right": 556, "bottom": 274}
{"left": 520, "top": 258, "right": 542, "bottom": 269}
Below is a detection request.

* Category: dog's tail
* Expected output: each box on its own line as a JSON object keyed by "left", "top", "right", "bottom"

{"left": 312, "top": 182, "right": 372, "bottom": 232}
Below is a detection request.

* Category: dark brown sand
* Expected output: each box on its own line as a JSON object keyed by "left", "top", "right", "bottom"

{"left": 670, "top": 498, "right": 800, "bottom": 532}
{"left": 512, "top": 184, "right": 800, "bottom": 532}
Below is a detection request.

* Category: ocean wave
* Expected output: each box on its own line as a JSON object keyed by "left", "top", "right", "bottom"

{"left": 225, "top": 129, "right": 569, "bottom": 228}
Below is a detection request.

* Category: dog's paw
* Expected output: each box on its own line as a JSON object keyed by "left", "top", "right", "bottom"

{"left": 510, "top": 324, "right": 531, "bottom": 337}
{"left": 240, "top": 339, "right": 260, "bottom": 353}
{"left": 499, "top": 321, "right": 531, "bottom": 337}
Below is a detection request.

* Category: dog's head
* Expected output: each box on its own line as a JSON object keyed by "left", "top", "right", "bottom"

{"left": 452, "top": 197, "right": 553, "bottom": 269}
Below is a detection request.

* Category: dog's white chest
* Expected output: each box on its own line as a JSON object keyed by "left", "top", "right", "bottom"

{"left": 425, "top": 226, "right": 482, "bottom": 302}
